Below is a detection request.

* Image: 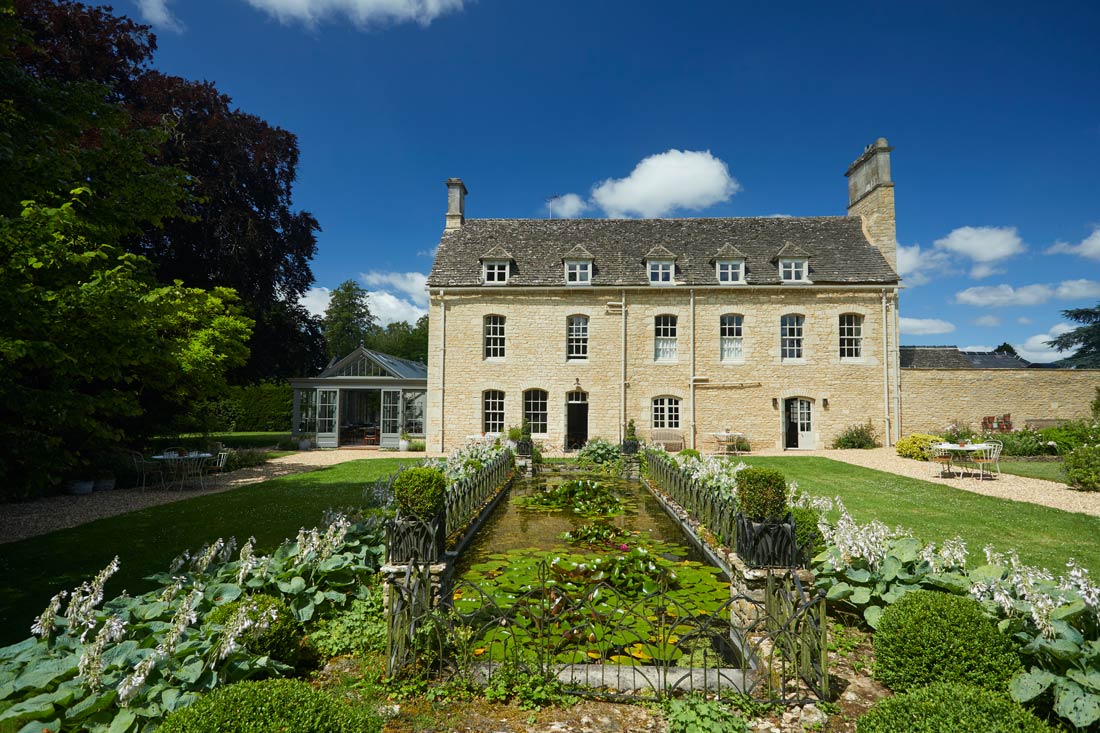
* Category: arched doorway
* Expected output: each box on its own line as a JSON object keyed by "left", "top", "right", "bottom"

{"left": 565, "top": 390, "right": 589, "bottom": 450}
{"left": 783, "top": 397, "right": 814, "bottom": 450}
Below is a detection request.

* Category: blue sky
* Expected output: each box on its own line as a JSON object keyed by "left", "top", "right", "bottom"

{"left": 127, "top": 0, "right": 1099, "bottom": 360}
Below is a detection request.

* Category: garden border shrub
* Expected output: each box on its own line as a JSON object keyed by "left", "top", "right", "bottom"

{"left": 393, "top": 467, "right": 447, "bottom": 518}
{"left": 205, "top": 594, "right": 301, "bottom": 665}
{"left": 873, "top": 590, "right": 1022, "bottom": 693}
{"left": 735, "top": 467, "right": 787, "bottom": 520}
{"left": 856, "top": 682, "right": 1051, "bottom": 732}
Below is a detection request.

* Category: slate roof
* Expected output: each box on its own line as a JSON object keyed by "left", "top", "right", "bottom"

{"left": 900, "top": 346, "right": 1038, "bottom": 369}
{"left": 427, "top": 217, "right": 899, "bottom": 287}
{"left": 318, "top": 346, "right": 428, "bottom": 380}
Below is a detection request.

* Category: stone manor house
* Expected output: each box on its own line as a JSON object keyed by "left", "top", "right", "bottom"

{"left": 424, "top": 140, "right": 1098, "bottom": 453}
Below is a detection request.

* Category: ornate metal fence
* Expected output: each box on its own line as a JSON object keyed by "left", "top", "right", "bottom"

{"left": 644, "top": 448, "right": 738, "bottom": 549}
{"left": 387, "top": 558, "right": 829, "bottom": 702}
{"left": 444, "top": 449, "right": 514, "bottom": 539}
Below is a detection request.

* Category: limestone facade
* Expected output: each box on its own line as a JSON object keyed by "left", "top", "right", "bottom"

{"left": 426, "top": 286, "right": 903, "bottom": 453}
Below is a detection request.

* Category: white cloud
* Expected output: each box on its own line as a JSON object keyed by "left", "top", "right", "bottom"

{"left": 300, "top": 286, "right": 331, "bottom": 318}
{"left": 549, "top": 193, "right": 590, "bottom": 219}
{"left": 962, "top": 344, "right": 995, "bottom": 352}
{"left": 1046, "top": 226, "right": 1100, "bottom": 260}
{"left": 956, "top": 279, "right": 1100, "bottom": 307}
{"left": 590, "top": 149, "right": 740, "bottom": 218}
{"left": 360, "top": 271, "right": 428, "bottom": 306}
{"left": 955, "top": 283, "right": 1054, "bottom": 307}
{"left": 1017, "top": 316, "right": 1033, "bottom": 325}
{"left": 367, "top": 290, "right": 426, "bottom": 326}
{"left": 933, "top": 226, "right": 1025, "bottom": 279}
{"left": 1054, "top": 279, "right": 1100, "bottom": 300}
{"left": 1015, "top": 323, "right": 1076, "bottom": 363}
{"left": 134, "top": 0, "right": 184, "bottom": 31}
{"left": 899, "top": 317, "right": 956, "bottom": 335}
{"left": 972, "top": 315, "right": 1001, "bottom": 327}
{"left": 896, "top": 243, "right": 951, "bottom": 286}
{"left": 241, "top": 0, "right": 463, "bottom": 28}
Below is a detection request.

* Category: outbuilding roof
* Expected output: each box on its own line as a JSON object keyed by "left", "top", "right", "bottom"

{"left": 427, "top": 217, "right": 899, "bottom": 287}
{"left": 318, "top": 346, "right": 428, "bottom": 380}
{"left": 900, "top": 346, "right": 1037, "bottom": 369}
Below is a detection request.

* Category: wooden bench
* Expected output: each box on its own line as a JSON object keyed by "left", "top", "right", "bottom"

{"left": 651, "top": 429, "right": 684, "bottom": 452}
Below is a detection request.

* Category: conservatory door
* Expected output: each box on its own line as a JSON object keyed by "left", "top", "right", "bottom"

{"left": 316, "top": 388, "right": 339, "bottom": 448}
{"left": 380, "top": 389, "right": 402, "bottom": 449}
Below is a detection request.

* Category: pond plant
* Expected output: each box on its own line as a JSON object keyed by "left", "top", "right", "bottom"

{"left": 514, "top": 478, "right": 625, "bottom": 517}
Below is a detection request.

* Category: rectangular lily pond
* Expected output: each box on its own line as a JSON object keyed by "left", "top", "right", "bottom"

{"left": 451, "top": 466, "right": 741, "bottom": 675}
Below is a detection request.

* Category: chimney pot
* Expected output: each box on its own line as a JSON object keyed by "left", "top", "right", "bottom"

{"left": 445, "top": 178, "right": 467, "bottom": 230}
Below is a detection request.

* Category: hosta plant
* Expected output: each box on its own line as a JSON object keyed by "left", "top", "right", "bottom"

{"left": 0, "top": 515, "right": 385, "bottom": 733}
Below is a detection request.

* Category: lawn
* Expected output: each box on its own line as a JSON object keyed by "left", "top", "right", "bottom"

{"left": 998, "top": 460, "right": 1067, "bottom": 483}
{"left": 0, "top": 458, "right": 413, "bottom": 646}
{"left": 746, "top": 456, "right": 1100, "bottom": 577}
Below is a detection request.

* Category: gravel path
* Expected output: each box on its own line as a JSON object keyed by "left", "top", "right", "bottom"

{"left": 0, "top": 449, "right": 438, "bottom": 545}
{"left": 750, "top": 446, "right": 1100, "bottom": 517}
{"left": 4, "top": 446, "right": 1097, "bottom": 545}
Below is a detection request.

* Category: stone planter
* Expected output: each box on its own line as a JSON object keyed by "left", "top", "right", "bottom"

{"left": 399, "top": 439, "right": 410, "bottom": 452}
{"left": 515, "top": 439, "right": 533, "bottom": 458}
{"left": 298, "top": 438, "right": 313, "bottom": 451}
{"left": 64, "top": 479, "right": 95, "bottom": 495}
{"left": 386, "top": 515, "right": 445, "bottom": 564}
{"left": 735, "top": 512, "right": 799, "bottom": 568}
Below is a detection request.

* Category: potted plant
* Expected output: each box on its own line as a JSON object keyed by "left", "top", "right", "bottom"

{"left": 515, "top": 418, "right": 533, "bottom": 458}
{"left": 734, "top": 466, "right": 799, "bottom": 568}
{"left": 621, "top": 419, "right": 640, "bottom": 455}
{"left": 399, "top": 431, "right": 411, "bottom": 452}
{"left": 387, "top": 467, "right": 447, "bottom": 563}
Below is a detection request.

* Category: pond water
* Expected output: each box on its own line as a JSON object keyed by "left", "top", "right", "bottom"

{"left": 456, "top": 464, "right": 712, "bottom": 573}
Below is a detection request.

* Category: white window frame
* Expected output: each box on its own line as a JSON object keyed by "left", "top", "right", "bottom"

{"left": 839, "top": 313, "right": 864, "bottom": 360}
{"left": 654, "top": 314, "right": 678, "bottom": 362}
{"left": 523, "top": 389, "right": 549, "bottom": 435}
{"left": 716, "top": 259, "right": 745, "bottom": 285}
{"left": 779, "top": 258, "right": 809, "bottom": 283}
{"left": 483, "top": 390, "right": 505, "bottom": 434}
{"left": 482, "top": 260, "right": 510, "bottom": 285}
{"left": 781, "top": 314, "right": 805, "bottom": 360}
{"left": 566, "top": 315, "right": 589, "bottom": 360}
{"left": 652, "top": 396, "right": 681, "bottom": 429}
{"left": 648, "top": 259, "right": 675, "bottom": 286}
{"left": 720, "top": 313, "right": 744, "bottom": 362}
{"left": 483, "top": 315, "right": 506, "bottom": 359}
{"left": 564, "top": 260, "right": 592, "bottom": 286}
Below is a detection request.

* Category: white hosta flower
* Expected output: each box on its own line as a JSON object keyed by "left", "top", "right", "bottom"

{"left": 190, "top": 540, "right": 225, "bottom": 575}
{"left": 78, "top": 615, "right": 126, "bottom": 690}
{"left": 236, "top": 536, "right": 258, "bottom": 585}
{"left": 64, "top": 556, "right": 120, "bottom": 642}
{"left": 214, "top": 599, "right": 278, "bottom": 660}
{"left": 31, "top": 590, "right": 67, "bottom": 639}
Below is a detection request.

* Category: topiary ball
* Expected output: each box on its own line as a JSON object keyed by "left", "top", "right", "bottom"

{"left": 873, "top": 590, "right": 1022, "bottom": 693}
{"left": 856, "top": 682, "right": 1052, "bottom": 732}
{"left": 205, "top": 594, "right": 301, "bottom": 664}
{"left": 393, "top": 467, "right": 447, "bottom": 519}
{"left": 157, "top": 678, "right": 379, "bottom": 733}
{"left": 735, "top": 466, "right": 788, "bottom": 520}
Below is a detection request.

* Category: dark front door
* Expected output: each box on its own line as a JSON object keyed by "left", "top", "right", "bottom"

{"left": 566, "top": 395, "right": 589, "bottom": 450}
{"left": 784, "top": 399, "right": 799, "bottom": 449}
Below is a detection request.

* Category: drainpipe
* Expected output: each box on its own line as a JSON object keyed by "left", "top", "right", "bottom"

{"left": 439, "top": 290, "right": 446, "bottom": 453}
{"left": 621, "top": 289, "right": 627, "bottom": 443}
{"left": 892, "top": 291, "right": 902, "bottom": 444}
{"left": 689, "top": 288, "right": 696, "bottom": 450}
{"left": 881, "top": 290, "right": 892, "bottom": 446}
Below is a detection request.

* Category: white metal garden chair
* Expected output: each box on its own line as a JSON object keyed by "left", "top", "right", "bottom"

{"left": 972, "top": 441, "right": 1002, "bottom": 480}
{"left": 930, "top": 446, "right": 958, "bottom": 478}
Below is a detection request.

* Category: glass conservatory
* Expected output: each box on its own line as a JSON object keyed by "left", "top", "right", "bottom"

{"left": 289, "top": 347, "right": 428, "bottom": 448}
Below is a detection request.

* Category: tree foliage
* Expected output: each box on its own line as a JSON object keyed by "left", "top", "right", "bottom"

{"left": 365, "top": 315, "right": 429, "bottom": 364}
{"left": 0, "top": 193, "right": 252, "bottom": 499}
{"left": 1046, "top": 302, "right": 1100, "bottom": 368}
{"left": 993, "top": 342, "right": 1018, "bottom": 357}
{"left": 321, "top": 280, "right": 376, "bottom": 360}
{"left": 12, "top": 0, "right": 323, "bottom": 380}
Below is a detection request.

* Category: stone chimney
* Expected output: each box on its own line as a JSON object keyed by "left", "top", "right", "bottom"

{"left": 845, "top": 138, "right": 897, "bottom": 272}
{"left": 445, "top": 178, "right": 467, "bottom": 230}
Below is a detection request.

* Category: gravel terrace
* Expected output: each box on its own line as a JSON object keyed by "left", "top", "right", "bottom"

{"left": 3, "top": 446, "right": 1096, "bottom": 544}
{"left": 0, "top": 449, "right": 439, "bottom": 545}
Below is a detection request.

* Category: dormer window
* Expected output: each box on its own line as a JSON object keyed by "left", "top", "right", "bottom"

{"left": 648, "top": 259, "right": 675, "bottom": 285}
{"left": 716, "top": 259, "right": 745, "bottom": 284}
{"left": 565, "top": 260, "right": 592, "bottom": 285}
{"left": 779, "top": 258, "right": 808, "bottom": 283}
{"left": 482, "top": 260, "right": 510, "bottom": 285}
